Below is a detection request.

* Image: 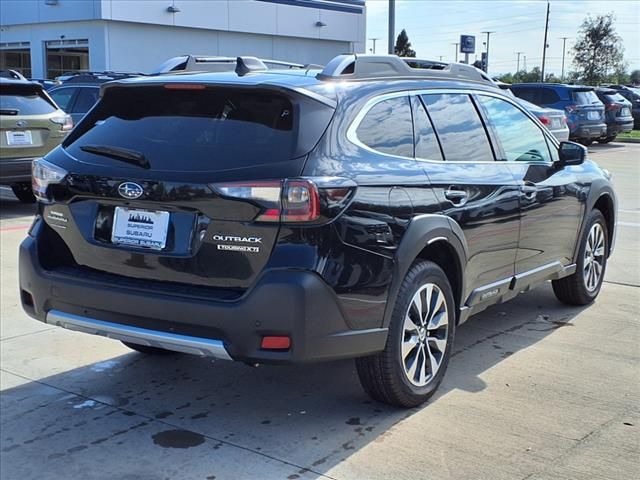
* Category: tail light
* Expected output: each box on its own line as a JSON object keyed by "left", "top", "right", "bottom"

{"left": 32, "top": 158, "right": 68, "bottom": 201}
{"left": 212, "top": 177, "right": 356, "bottom": 224}
{"left": 50, "top": 114, "right": 73, "bottom": 132}
{"left": 605, "top": 103, "right": 622, "bottom": 111}
{"left": 565, "top": 104, "right": 578, "bottom": 113}
{"left": 560, "top": 116, "right": 567, "bottom": 126}
{"left": 538, "top": 115, "right": 551, "bottom": 126}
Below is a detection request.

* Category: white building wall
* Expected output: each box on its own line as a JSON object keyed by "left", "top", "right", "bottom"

{"left": 104, "top": 21, "right": 351, "bottom": 72}
{"left": 0, "top": 20, "right": 107, "bottom": 78}
{"left": 0, "top": 0, "right": 365, "bottom": 76}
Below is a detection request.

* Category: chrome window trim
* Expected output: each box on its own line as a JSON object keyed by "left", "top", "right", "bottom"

{"left": 346, "top": 88, "right": 560, "bottom": 165}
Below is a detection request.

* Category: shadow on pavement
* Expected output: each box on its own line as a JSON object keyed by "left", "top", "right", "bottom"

{"left": 0, "top": 284, "right": 590, "bottom": 479}
{"left": 0, "top": 192, "right": 37, "bottom": 221}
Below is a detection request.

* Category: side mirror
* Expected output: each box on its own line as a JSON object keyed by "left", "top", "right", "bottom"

{"left": 557, "top": 141, "right": 586, "bottom": 166}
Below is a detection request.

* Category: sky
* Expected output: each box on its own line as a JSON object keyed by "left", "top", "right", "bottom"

{"left": 365, "top": 0, "right": 640, "bottom": 76}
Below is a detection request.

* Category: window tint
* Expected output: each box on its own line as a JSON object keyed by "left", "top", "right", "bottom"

{"left": 72, "top": 88, "right": 99, "bottom": 113}
{"left": 478, "top": 95, "right": 551, "bottom": 163}
{"left": 604, "top": 93, "right": 626, "bottom": 104}
{"left": 65, "top": 86, "right": 326, "bottom": 172}
{"left": 356, "top": 96, "right": 413, "bottom": 157}
{"left": 539, "top": 88, "right": 560, "bottom": 104}
{"left": 49, "top": 87, "right": 76, "bottom": 111}
{"left": 512, "top": 87, "right": 538, "bottom": 104}
{"left": 0, "top": 90, "right": 57, "bottom": 115}
{"left": 412, "top": 97, "right": 442, "bottom": 161}
{"left": 421, "top": 93, "right": 494, "bottom": 162}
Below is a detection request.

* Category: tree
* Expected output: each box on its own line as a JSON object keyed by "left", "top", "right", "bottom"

{"left": 394, "top": 29, "right": 416, "bottom": 58}
{"left": 631, "top": 69, "right": 640, "bottom": 85}
{"left": 572, "top": 13, "right": 625, "bottom": 85}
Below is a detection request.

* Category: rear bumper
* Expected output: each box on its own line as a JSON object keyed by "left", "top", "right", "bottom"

{"left": 571, "top": 124, "right": 607, "bottom": 140}
{"left": 605, "top": 120, "right": 634, "bottom": 136}
{"left": 0, "top": 158, "right": 33, "bottom": 184}
{"left": 19, "top": 233, "right": 387, "bottom": 364}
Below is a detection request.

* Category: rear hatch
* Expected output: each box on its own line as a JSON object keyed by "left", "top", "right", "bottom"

{"left": 0, "top": 81, "right": 67, "bottom": 160}
{"left": 38, "top": 82, "right": 334, "bottom": 293}
{"left": 600, "top": 91, "right": 633, "bottom": 122}
{"left": 569, "top": 88, "right": 605, "bottom": 126}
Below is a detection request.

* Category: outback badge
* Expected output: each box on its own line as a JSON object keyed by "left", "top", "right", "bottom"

{"left": 118, "top": 182, "right": 144, "bottom": 200}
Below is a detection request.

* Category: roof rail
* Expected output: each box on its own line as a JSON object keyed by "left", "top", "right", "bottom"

{"left": 316, "top": 54, "right": 494, "bottom": 85}
{"left": 155, "top": 55, "right": 321, "bottom": 75}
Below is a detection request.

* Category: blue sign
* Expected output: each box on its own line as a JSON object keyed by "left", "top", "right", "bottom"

{"left": 460, "top": 35, "right": 475, "bottom": 54}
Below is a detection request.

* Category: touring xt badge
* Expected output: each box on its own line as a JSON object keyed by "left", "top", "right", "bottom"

{"left": 212, "top": 234, "right": 262, "bottom": 253}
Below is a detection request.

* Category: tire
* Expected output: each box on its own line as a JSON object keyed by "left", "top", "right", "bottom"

{"left": 122, "top": 341, "right": 178, "bottom": 355}
{"left": 552, "top": 209, "right": 608, "bottom": 305}
{"left": 10, "top": 183, "right": 36, "bottom": 203}
{"left": 356, "top": 261, "right": 456, "bottom": 408}
{"left": 578, "top": 138, "right": 594, "bottom": 147}
{"left": 597, "top": 135, "right": 616, "bottom": 144}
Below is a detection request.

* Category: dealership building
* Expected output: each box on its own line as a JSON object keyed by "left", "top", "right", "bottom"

{"left": 0, "top": 0, "right": 365, "bottom": 78}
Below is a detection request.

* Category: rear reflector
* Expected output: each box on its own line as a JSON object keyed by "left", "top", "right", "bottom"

{"left": 261, "top": 336, "right": 291, "bottom": 350}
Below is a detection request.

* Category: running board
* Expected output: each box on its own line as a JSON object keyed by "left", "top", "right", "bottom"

{"left": 45, "top": 310, "right": 232, "bottom": 360}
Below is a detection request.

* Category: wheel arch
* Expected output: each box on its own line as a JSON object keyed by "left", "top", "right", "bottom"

{"left": 579, "top": 179, "right": 616, "bottom": 260}
{"left": 383, "top": 215, "right": 468, "bottom": 328}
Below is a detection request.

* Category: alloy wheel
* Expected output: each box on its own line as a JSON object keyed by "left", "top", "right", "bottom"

{"left": 401, "top": 283, "right": 449, "bottom": 387}
{"left": 583, "top": 223, "right": 605, "bottom": 292}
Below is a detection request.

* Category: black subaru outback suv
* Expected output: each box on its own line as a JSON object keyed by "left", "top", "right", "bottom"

{"left": 19, "top": 55, "right": 616, "bottom": 407}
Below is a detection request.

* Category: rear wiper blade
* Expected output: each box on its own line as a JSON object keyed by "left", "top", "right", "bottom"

{"left": 80, "top": 144, "right": 150, "bottom": 169}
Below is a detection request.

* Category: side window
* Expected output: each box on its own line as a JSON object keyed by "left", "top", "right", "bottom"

{"left": 356, "top": 96, "right": 413, "bottom": 157}
{"left": 512, "top": 87, "right": 537, "bottom": 104}
{"left": 477, "top": 95, "right": 551, "bottom": 163}
{"left": 421, "top": 93, "right": 494, "bottom": 162}
{"left": 72, "top": 88, "right": 99, "bottom": 114}
{"left": 49, "top": 87, "right": 77, "bottom": 111}
{"left": 539, "top": 88, "right": 560, "bottom": 104}
{"left": 412, "top": 96, "right": 443, "bottom": 161}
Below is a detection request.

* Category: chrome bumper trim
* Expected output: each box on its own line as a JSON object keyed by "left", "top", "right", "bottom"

{"left": 46, "top": 310, "right": 232, "bottom": 360}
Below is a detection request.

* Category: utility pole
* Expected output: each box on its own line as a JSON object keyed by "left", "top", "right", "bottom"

{"left": 451, "top": 43, "right": 459, "bottom": 62}
{"left": 369, "top": 37, "right": 380, "bottom": 54}
{"left": 523, "top": 55, "right": 527, "bottom": 71}
{"left": 388, "top": 0, "right": 395, "bottom": 54}
{"left": 481, "top": 31, "right": 495, "bottom": 74}
{"left": 516, "top": 51, "right": 524, "bottom": 73}
{"left": 541, "top": 0, "right": 550, "bottom": 82}
{"left": 560, "top": 36, "right": 570, "bottom": 80}
{"left": 439, "top": 56, "right": 444, "bottom": 62}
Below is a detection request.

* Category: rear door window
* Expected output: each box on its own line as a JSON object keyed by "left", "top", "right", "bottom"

{"left": 72, "top": 87, "right": 99, "bottom": 114}
{"left": 539, "top": 88, "right": 561, "bottom": 105}
{"left": 64, "top": 86, "right": 332, "bottom": 172}
{"left": 412, "top": 96, "right": 442, "bottom": 161}
{"left": 356, "top": 96, "right": 413, "bottom": 157}
{"left": 512, "top": 87, "right": 539, "bottom": 104}
{"left": 49, "top": 87, "right": 77, "bottom": 112}
{"left": 477, "top": 95, "right": 551, "bottom": 163}
{"left": 421, "top": 93, "right": 494, "bottom": 162}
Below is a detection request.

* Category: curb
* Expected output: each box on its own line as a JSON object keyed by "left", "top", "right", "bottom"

{"left": 615, "top": 137, "right": 640, "bottom": 144}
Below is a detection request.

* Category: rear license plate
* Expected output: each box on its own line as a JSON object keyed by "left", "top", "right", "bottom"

{"left": 111, "top": 207, "right": 170, "bottom": 250}
{"left": 5, "top": 130, "right": 33, "bottom": 146}
{"left": 587, "top": 111, "right": 600, "bottom": 120}
{"left": 551, "top": 119, "right": 561, "bottom": 128}
{"left": 622, "top": 108, "right": 630, "bottom": 116}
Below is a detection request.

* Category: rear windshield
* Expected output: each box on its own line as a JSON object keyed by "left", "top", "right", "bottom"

{"left": 604, "top": 93, "right": 627, "bottom": 103}
{"left": 0, "top": 87, "right": 57, "bottom": 115}
{"left": 572, "top": 90, "right": 600, "bottom": 105}
{"left": 64, "top": 85, "right": 331, "bottom": 172}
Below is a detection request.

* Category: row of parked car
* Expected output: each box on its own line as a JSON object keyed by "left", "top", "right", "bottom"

{"left": 0, "top": 60, "right": 638, "bottom": 204}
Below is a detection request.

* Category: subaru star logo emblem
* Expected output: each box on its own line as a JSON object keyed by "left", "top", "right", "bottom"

{"left": 16, "top": 120, "right": 27, "bottom": 127}
{"left": 118, "top": 182, "right": 144, "bottom": 199}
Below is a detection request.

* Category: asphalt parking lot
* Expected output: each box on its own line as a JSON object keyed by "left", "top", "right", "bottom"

{"left": 1, "top": 143, "right": 639, "bottom": 480}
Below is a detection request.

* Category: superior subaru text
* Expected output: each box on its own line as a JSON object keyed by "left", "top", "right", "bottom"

{"left": 19, "top": 55, "right": 616, "bottom": 407}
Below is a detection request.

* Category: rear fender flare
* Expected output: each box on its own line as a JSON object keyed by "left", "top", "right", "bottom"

{"left": 382, "top": 214, "right": 468, "bottom": 328}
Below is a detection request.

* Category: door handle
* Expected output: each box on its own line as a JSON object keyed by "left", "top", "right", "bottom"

{"left": 522, "top": 181, "right": 537, "bottom": 201}
{"left": 444, "top": 187, "right": 468, "bottom": 206}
